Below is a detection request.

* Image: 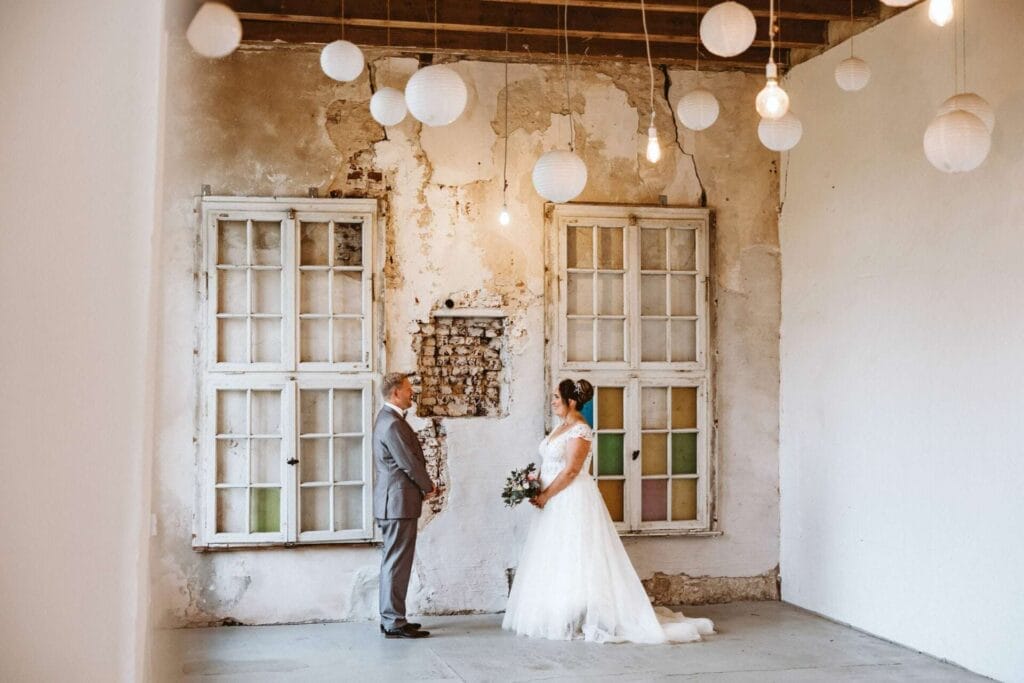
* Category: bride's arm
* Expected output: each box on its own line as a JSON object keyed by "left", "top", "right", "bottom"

{"left": 531, "top": 437, "right": 589, "bottom": 509}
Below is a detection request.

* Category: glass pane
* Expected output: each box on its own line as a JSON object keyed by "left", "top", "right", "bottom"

{"left": 300, "top": 270, "right": 328, "bottom": 314}
{"left": 672, "top": 387, "right": 698, "bottom": 429}
{"left": 596, "top": 433, "right": 624, "bottom": 476}
{"left": 300, "top": 485, "right": 330, "bottom": 531}
{"left": 251, "top": 390, "right": 280, "bottom": 434}
{"left": 641, "top": 433, "right": 668, "bottom": 476}
{"left": 300, "top": 437, "right": 330, "bottom": 483}
{"left": 670, "top": 275, "right": 696, "bottom": 317}
{"left": 334, "top": 223, "right": 363, "bottom": 267}
{"left": 596, "top": 387, "right": 623, "bottom": 430}
{"left": 641, "top": 274, "right": 667, "bottom": 316}
{"left": 596, "top": 273, "right": 623, "bottom": 315}
{"left": 332, "top": 318, "right": 363, "bottom": 363}
{"left": 300, "top": 222, "right": 329, "bottom": 266}
{"left": 334, "top": 485, "right": 363, "bottom": 531}
{"left": 215, "top": 488, "right": 246, "bottom": 533}
{"left": 596, "top": 319, "right": 625, "bottom": 362}
{"left": 670, "top": 320, "right": 697, "bottom": 362}
{"left": 217, "top": 318, "right": 248, "bottom": 363}
{"left": 300, "top": 319, "right": 329, "bottom": 362}
{"left": 669, "top": 228, "right": 696, "bottom": 271}
{"left": 251, "top": 317, "right": 282, "bottom": 363}
{"left": 671, "top": 478, "right": 698, "bottom": 521}
{"left": 333, "top": 389, "right": 363, "bottom": 434}
{"left": 596, "top": 226, "right": 623, "bottom": 269}
{"left": 672, "top": 433, "right": 698, "bottom": 475}
{"left": 252, "top": 221, "right": 281, "bottom": 266}
{"left": 251, "top": 438, "right": 281, "bottom": 484}
{"left": 217, "top": 220, "right": 247, "bottom": 265}
{"left": 566, "top": 318, "right": 593, "bottom": 362}
{"left": 566, "top": 225, "right": 593, "bottom": 268}
{"left": 217, "top": 389, "right": 248, "bottom": 435}
{"left": 641, "top": 228, "right": 666, "bottom": 270}
{"left": 641, "top": 387, "right": 668, "bottom": 429}
{"left": 218, "top": 269, "right": 247, "bottom": 314}
{"left": 642, "top": 479, "right": 668, "bottom": 522}
{"left": 566, "top": 273, "right": 594, "bottom": 316}
{"left": 253, "top": 269, "right": 281, "bottom": 314}
{"left": 334, "top": 437, "right": 363, "bottom": 482}
{"left": 250, "top": 487, "right": 280, "bottom": 532}
{"left": 299, "top": 389, "right": 329, "bottom": 435}
{"left": 641, "top": 319, "right": 667, "bottom": 362}
{"left": 216, "top": 438, "right": 247, "bottom": 484}
{"left": 332, "top": 270, "right": 362, "bottom": 315}
{"left": 597, "top": 479, "right": 624, "bottom": 522}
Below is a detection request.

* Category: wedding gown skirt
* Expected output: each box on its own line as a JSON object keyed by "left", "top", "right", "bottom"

{"left": 502, "top": 423, "right": 714, "bottom": 644}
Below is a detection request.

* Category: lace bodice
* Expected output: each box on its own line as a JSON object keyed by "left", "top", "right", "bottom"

{"left": 538, "top": 422, "right": 593, "bottom": 484}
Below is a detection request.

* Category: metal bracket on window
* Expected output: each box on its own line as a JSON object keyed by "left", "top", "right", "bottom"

{"left": 201, "top": 184, "right": 211, "bottom": 196}
{"left": 308, "top": 187, "right": 319, "bottom": 198}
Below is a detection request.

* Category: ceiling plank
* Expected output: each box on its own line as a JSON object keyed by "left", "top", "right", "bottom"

{"left": 481, "top": 0, "right": 877, "bottom": 22}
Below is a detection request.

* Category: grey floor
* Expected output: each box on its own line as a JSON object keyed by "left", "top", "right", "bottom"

{"left": 154, "top": 601, "right": 988, "bottom": 682}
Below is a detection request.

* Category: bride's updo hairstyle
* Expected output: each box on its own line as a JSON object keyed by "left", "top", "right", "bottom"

{"left": 558, "top": 378, "right": 594, "bottom": 409}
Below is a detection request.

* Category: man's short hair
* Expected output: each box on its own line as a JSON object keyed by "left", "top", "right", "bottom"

{"left": 381, "top": 372, "right": 409, "bottom": 399}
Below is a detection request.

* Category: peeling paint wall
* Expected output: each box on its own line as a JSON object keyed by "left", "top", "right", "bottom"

{"left": 152, "top": 42, "right": 780, "bottom": 628}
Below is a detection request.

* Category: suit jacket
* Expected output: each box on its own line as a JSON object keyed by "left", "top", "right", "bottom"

{"left": 372, "top": 407, "right": 434, "bottom": 520}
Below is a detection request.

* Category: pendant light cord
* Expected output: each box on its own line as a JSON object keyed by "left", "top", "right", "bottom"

{"left": 564, "top": 1, "right": 575, "bottom": 151}
{"left": 695, "top": 0, "right": 701, "bottom": 73}
{"left": 503, "top": 33, "right": 510, "bottom": 199}
{"left": 340, "top": 0, "right": 345, "bottom": 40}
{"left": 640, "top": 0, "right": 655, "bottom": 128}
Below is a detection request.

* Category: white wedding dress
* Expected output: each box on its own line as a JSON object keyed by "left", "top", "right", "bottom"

{"left": 502, "top": 422, "right": 715, "bottom": 644}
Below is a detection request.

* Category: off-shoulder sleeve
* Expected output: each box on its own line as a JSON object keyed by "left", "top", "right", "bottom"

{"left": 569, "top": 423, "right": 593, "bottom": 441}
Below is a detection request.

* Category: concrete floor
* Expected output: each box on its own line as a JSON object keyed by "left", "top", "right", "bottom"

{"left": 154, "top": 601, "right": 988, "bottom": 682}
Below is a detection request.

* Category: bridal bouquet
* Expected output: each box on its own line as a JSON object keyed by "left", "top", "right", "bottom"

{"left": 502, "top": 463, "right": 542, "bottom": 507}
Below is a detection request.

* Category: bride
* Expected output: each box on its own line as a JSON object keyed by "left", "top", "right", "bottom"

{"left": 502, "top": 379, "right": 715, "bottom": 644}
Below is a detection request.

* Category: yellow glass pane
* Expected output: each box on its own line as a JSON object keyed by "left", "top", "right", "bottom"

{"left": 597, "top": 480, "right": 624, "bottom": 522}
{"left": 566, "top": 225, "right": 593, "bottom": 268}
{"left": 672, "top": 387, "right": 698, "bottom": 429}
{"left": 671, "top": 478, "right": 698, "bottom": 521}
{"left": 597, "top": 387, "right": 623, "bottom": 429}
{"left": 641, "top": 433, "right": 668, "bottom": 475}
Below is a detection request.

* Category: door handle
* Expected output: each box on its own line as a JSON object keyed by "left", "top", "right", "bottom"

{"left": 632, "top": 450, "right": 640, "bottom": 461}
{"left": 286, "top": 458, "right": 299, "bottom": 466}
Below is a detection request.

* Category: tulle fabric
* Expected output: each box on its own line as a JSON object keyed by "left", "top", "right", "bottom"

{"left": 502, "top": 423, "right": 714, "bottom": 644}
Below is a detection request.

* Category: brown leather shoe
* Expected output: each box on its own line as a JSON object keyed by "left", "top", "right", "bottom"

{"left": 382, "top": 624, "right": 430, "bottom": 639}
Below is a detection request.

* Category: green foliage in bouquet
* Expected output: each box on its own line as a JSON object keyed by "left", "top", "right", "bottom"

{"left": 502, "top": 463, "right": 542, "bottom": 508}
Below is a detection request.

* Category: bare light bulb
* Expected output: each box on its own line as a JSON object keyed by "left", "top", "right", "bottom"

{"left": 755, "top": 61, "right": 790, "bottom": 120}
{"left": 646, "top": 125, "right": 662, "bottom": 163}
{"left": 499, "top": 205, "right": 510, "bottom": 226}
{"left": 929, "top": 0, "right": 954, "bottom": 27}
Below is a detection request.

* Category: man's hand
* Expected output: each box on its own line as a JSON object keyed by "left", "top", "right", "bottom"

{"left": 425, "top": 486, "right": 439, "bottom": 500}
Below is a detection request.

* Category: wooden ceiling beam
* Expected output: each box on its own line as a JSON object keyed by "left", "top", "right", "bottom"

{"left": 482, "top": 0, "right": 878, "bottom": 22}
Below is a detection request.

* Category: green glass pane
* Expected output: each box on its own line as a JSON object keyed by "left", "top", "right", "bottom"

{"left": 671, "top": 433, "right": 697, "bottom": 475}
{"left": 597, "top": 433, "right": 624, "bottom": 476}
{"left": 250, "top": 487, "right": 280, "bottom": 532}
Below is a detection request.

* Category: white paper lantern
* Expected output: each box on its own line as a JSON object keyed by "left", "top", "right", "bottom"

{"left": 758, "top": 112, "right": 803, "bottom": 151}
{"left": 880, "top": 0, "right": 916, "bottom": 6}
{"left": 405, "top": 65, "right": 468, "bottom": 127}
{"left": 937, "top": 93, "right": 995, "bottom": 133}
{"left": 186, "top": 2, "right": 242, "bottom": 58}
{"left": 923, "top": 110, "right": 991, "bottom": 173}
{"left": 834, "top": 57, "right": 871, "bottom": 92}
{"left": 677, "top": 89, "right": 720, "bottom": 131}
{"left": 320, "top": 40, "right": 365, "bottom": 82}
{"left": 370, "top": 87, "right": 407, "bottom": 126}
{"left": 700, "top": 2, "right": 757, "bottom": 58}
{"left": 532, "top": 150, "right": 588, "bottom": 203}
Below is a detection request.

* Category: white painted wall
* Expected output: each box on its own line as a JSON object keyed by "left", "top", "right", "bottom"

{"left": 0, "top": 1, "right": 165, "bottom": 680}
{"left": 779, "top": 3, "right": 1024, "bottom": 681}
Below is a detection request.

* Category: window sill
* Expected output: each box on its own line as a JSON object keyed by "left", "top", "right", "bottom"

{"left": 193, "top": 539, "right": 382, "bottom": 552}
{"left": 620, "top": 529, "right": 722, "bottom": 538}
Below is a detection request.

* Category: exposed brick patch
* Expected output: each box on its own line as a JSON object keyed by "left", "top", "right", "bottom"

{"left": 642, "top": 567, "right": 781, "bottom": 605}
{"left": 417, "top": 418, "right": 448, "bottom": 524}
{"left": 413, "top": 316, "right": 505, "bottom": 418}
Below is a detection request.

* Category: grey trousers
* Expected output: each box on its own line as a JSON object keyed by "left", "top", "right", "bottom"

{"left": 377, "top": 518, "right": 418, "bottom": 630}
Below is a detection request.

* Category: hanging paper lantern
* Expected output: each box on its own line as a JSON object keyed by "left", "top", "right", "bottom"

{"left": 700, "top": 2, "right": 757, "bottom": 58}
{"left": 929, "top": 0, "right": 954, "bottom": 26}
{"left": 834, "top": 57, "right": 871, "bottom": 92}
{"left": 186, "top": 2, "right": 242, "bottom": 59}
{"left": 937, "top": 93, "right": 995, "bottom": 133}
{"left": 370, "top": 87, "right": 408, "bottom": 126}
{"left": 405, "top": 65, "right": 468, "bottom": 127}
{"left": 532, "top": 150, "right": 588, "bottom": 204}
{"left": 880, "top": 0, "right": 916, "bottom": 6}
{"left": 677, "top": 89, "right": 720, "bottom": 131}
{"left": 320, "top": 40, "right": 365, "bottom": 82}
{"left": 758, "top": 111, "right": 803, "bottom": 151}
{"left": 923, "top": 110, "right": 990, "bottom": 173}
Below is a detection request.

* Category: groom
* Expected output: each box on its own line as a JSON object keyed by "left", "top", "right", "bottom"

{"left": 374, "top": 372, "right": 437, "bottom": 639}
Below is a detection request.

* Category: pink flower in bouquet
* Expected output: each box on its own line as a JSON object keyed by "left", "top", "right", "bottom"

{"left": 526, "top": 471, "right": 538, "bottom": 482}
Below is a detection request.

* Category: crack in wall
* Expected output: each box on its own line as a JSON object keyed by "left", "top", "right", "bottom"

{"left": 660, "top": 64, "right": 708, "bottom": 208}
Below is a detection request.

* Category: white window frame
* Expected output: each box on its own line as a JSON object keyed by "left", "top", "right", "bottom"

{"left": 196, "top": 197, "right": 382, "bottom": 549}
{"left": 546, "top": 204, "right": 716, "bottom": 535}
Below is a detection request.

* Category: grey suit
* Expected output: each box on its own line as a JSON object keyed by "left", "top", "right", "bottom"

{"left": 373, "top": 406, "right": 434, "bottom": 630}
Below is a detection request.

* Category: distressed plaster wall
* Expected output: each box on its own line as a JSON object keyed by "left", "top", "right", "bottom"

{"left": 152, "top": 42, "right": 781, "bottom": 627}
